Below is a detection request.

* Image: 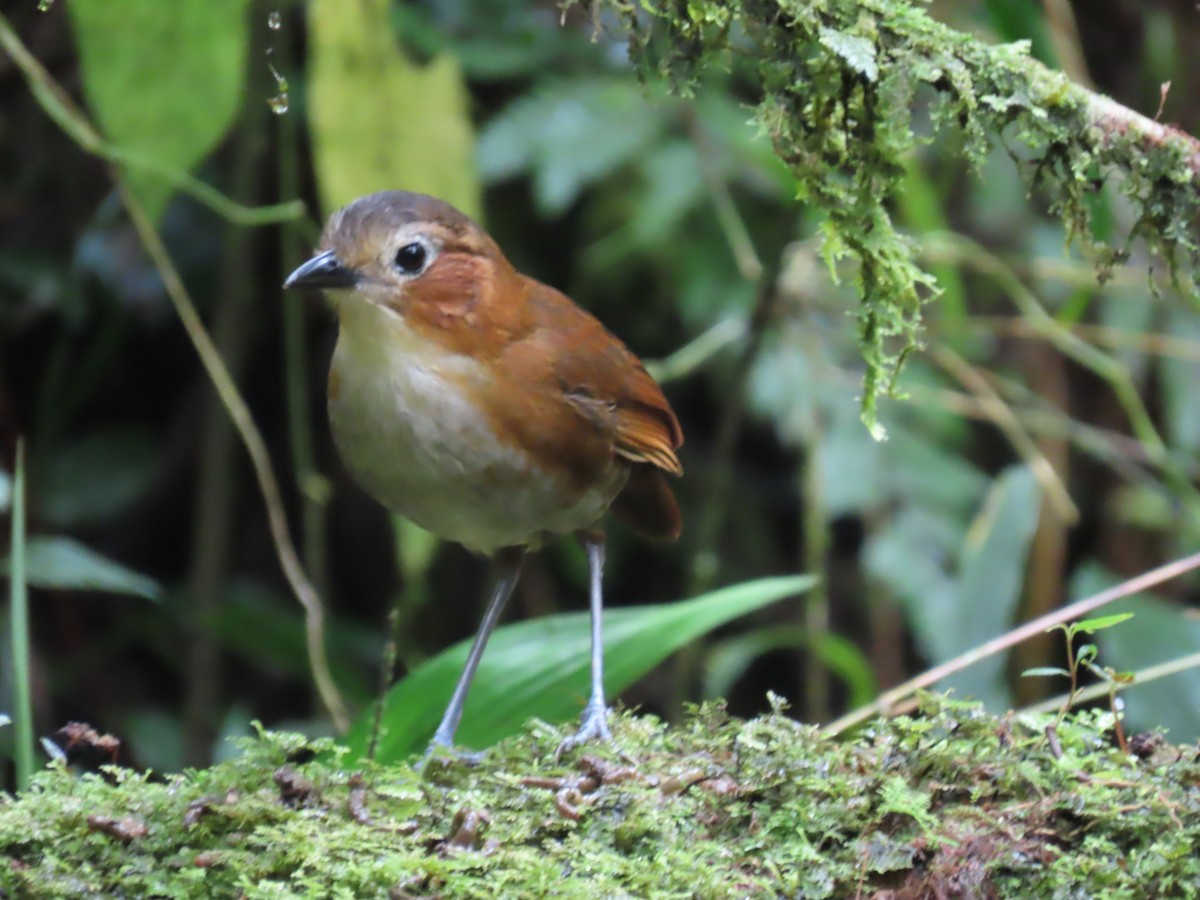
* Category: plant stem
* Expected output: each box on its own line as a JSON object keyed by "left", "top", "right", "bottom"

{"left": 0, "top": 12, "right": 349, "bottom": 731}
{"left": 0, "top": 14, "right": 302, "bottom": 227}
{"left": 276, "top": 1, "right": 332, "bottom": 600}
{"left": 183, "top": 8, "right": 269, "bottom": 763}
{"left": 825, "top": 550, "right": 1200, "bottom": 735}
{"left": 801, "top": 434, "right": 829, "bottom": 723}
{"left": 119, "top": 180, "right": 350, "bottom": 730}
{"left": 1025, "top": 649, "right": 1200, "bottom": 714}
{"left": 9, "top": 440, "right": 34, "bottom": 791}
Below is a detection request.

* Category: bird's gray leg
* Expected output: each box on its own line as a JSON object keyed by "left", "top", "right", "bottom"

{"left": 427, "top": 546, "right": 525, "bottom": 756}
{"left": 556, "top": 531, "right": 612, "bottom": 758}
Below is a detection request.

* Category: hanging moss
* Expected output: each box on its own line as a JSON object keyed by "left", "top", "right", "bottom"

{"left": 595, "top": 0, "right": 1200, "bottom": 431}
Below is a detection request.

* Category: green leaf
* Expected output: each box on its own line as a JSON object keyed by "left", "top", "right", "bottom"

{"left": 204, "top": 579, "right": 377, "bottom": 702}
{"left": 1021, "top": 667, "right": 1071, "bottom": 679}
{"left": 68, "top": 0, "right": 251, "bottom": 224}
{"left": 702, "top": 625, "right": 876, "bottom": 709}
{"left": 308, "top": 0, "right": 480, "bottom": 218}
{"left": 0, "top": 469, "right": 9, "bottom": 513}
{"left": 0, "top": 536, "right": 160, "bottom": 601}
{"left": 869, "top": 466, "right": 1041, "bottom": 710}
{"left": 344, "top": 574, "right": 817, "bottom": 761}
{"left": 818, "top": 27, "right": 879, "bottom": 82}
{"left": 1074, "top": 612, "right": 1134, "bottom": 635}
{"left": 939, "top": 465, "right": 1041, "bottom": 707}
{"left": 477, "top": 79, "right": 665, "bottom": 214}
{"left": 38, "top": 428, "right": 160, "bottom": 527}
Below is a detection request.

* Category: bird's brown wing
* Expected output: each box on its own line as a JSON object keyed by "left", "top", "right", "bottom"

{"left": 516, "top": 281, "right": 684, "bottom": 541}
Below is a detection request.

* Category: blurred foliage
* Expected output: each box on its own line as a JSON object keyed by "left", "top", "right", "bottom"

{"left": 0, "top": 537, "right": 160, "bottom": 602}
{"left": 68, "top": 0, "right": 252, "bottom": 224}
{"left": 307, "top": 0, "right": 480, "bottom": 217}
{"left": 2, "top": 0, "right": 1200, "bottom": 791}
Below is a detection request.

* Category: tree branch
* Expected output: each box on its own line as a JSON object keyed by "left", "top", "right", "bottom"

{"left": 595, "top": 0, "right": 1200, "bottom": 429}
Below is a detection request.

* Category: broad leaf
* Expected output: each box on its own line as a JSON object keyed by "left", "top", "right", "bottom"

{"left": 0, "top": 536, "right": 160, "bottom": 601}
{"left": 942, "top": 465, "right": 1041, "bottom": 706}
{"left": 205, "top": 579, "right": 376, "bottom": 701}
{"left": 308, "top": 0, "right": 480, "bottom": 217}
{"left": 867, "top": 465, "right": 1041, "bottom": 710}
{"left": 703, "top": 625, "right": 876, "bottom": 710}
{"left": 38, "top": 427, "right": 159, "bottom": 527}
{"left": 68, "top": 0, "right": 251, "bottom": 224}
{"left": 344, "top": 575, "right": 816, "bottom": 761}
{"left": 478, "top": 79, "right": 665, "bottom": 215}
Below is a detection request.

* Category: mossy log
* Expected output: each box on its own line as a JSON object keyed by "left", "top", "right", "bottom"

{"left": 1, "top": 699, "right": 1197, "bottom": 898}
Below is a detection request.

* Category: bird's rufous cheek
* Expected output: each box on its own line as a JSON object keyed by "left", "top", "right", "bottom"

{"left": 400, "top": 255, "right": 513, "bottom": 356}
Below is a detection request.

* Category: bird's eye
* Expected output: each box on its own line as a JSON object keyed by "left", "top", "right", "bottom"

{"left": 394, "top": 242, "right": 428, "bottom": 275}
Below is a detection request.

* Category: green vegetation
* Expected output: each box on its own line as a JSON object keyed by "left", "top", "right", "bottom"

{"left": 4, "top": 5, "right": 1200, "bottom": 883}
{"left": 2, "top": 701, "right": 1197, "bottom": 898}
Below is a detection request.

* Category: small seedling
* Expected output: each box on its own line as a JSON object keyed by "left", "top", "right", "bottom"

{"left": 1022, "top": 613, "right": 1136, "bottom": 749}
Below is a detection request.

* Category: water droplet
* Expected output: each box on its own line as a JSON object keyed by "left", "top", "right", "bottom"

{"left": 265, "top": 10, "right": 287, "bottom": 114}
{"left": 37, "top": 0, "right": 55, "bottom": 10}
{"left": 267, "top": 65, "right": 289, "bottom": 115}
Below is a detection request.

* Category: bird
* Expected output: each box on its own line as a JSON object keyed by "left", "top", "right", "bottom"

{"left": 283, "top": 190, "right": 683, "bottom": 757}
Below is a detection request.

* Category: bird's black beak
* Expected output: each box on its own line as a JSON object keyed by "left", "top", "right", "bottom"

{"left": 283, "top": 250, "right": 359, "bottom": 290}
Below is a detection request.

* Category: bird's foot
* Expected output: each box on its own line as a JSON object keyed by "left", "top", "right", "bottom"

{"left": 555, "top": 702, "right": 612, "bottom": 761}
{"left": 418, "top": 733, "right": 485, "bottom": 770}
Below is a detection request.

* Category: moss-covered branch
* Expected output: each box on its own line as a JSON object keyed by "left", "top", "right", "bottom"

{"left": 596, "top": 0, "right": 1200, "bottom": 428}
{"left": 2, "top": 702, "right": 1198, "bottom": 897}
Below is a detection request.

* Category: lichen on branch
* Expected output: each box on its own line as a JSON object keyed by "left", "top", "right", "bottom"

{"left": 596, "top": 0, "right": 1200, "bottom": 430}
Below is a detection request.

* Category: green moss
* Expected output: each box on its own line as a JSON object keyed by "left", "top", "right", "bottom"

{"left": 598, "top": 0, "right": 1200, "bottom": 432}
{"left": 1, "top": 699, "right": 1198, "bottom": 897}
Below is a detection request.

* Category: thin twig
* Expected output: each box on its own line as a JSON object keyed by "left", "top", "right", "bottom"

{"left": 922, "top": 231, "right": 1200, "bottom": 523}
{"left": 9, "top": 440, "right": 34, "bottom": 791}
{"left": 119, "top": 181, "right": 350, "bottom": 730}
{"left": 183, "top": 43, "right": 270, "bottom": 763}
{"left": 960, "top": 316, "right": 1200, "bottom": 363}
{"left": 1024, "top": 649, "right": 1200, "bottom": 714}
{"left": 645, "top": 318, "right": 747, "bottom": 384}
{"left": 1, "top": 12, "right": 348, "bottom": 729}
{"left": 276, "top": 5, "right": 333, "bottom": 600}
{"left": 824, "top": 550, "right": 1200, "bottom": 735}
{"left": 931, "top": 344, "right": 1078, "bottom": 523}
{"left": 367, "top": 603, "right": 403, "bottom": 762}
{"left": 686, "top": 110, "right": 773, "bottom": 592}
{"left": 0, "top": 14, "right": 303, "bottom": 227}
{"left": 908, "top": 384, "right": 1153, "bottom": 481}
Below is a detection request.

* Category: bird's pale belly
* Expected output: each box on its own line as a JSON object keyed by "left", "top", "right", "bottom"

{"left": 328, "top": 309, "right": 623, "bottom": 555}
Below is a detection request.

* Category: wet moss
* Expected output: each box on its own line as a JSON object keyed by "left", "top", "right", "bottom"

{"left": 1, "top": 699, "right": 1197, "bottom": 897}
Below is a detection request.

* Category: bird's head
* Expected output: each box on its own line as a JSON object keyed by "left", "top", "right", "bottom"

{"left": 284, "top": 191, "right": 519, "bottom": 339}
